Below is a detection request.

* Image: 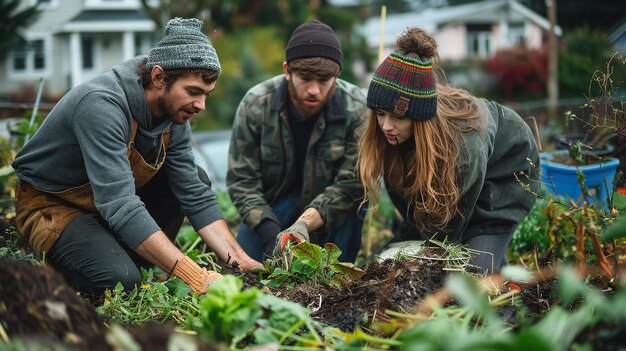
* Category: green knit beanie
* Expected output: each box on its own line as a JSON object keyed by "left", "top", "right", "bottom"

{"left": 147, "top": 17, "right": 221, "bottom": 73}
{"left": 367, "top": 51, "right": 437, "bottom": 121}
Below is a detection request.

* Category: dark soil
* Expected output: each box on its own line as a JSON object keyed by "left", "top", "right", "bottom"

{"left": 0, "top": 257, "right": 108, "bottom": 351}
{"left": 268, "top": 251, "right": 450, "bottom": 331}
{"left": 0, "top": 257, "right": 220, "bottom": 351}
{"left": 2, "top": 218, "right": 623, "bottom": 350}
{"left": 0, "top": 221, "right": 222, "bottom": 351}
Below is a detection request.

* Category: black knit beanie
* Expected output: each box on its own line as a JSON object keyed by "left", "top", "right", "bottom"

{"left": 285, "top": 20, "right": 343, "bottom": 69}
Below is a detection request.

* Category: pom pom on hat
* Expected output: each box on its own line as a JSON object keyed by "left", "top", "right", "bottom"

{"left": 367, "top": 51, "right": 437, "bottom": 121}
{"left": 147, "top": 17, "right": 221, "bottom": 73}
{"left": 286, "top": 20, "right": 343, "bottom": 69}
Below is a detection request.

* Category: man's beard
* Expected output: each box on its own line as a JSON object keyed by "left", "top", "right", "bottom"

{"left": 156, "top": 96, "right": 172, "bottom": 121}
{"left": 287, "top": 80, "right": 336, "bottom": 119}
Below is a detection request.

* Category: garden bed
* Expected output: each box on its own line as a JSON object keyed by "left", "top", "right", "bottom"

{"left": 1, "top": 213, "right": 626, "bottom": 350}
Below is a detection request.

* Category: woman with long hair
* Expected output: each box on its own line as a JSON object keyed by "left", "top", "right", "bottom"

{"left": 359, "top": 28, "right": 539, "bottom": 273}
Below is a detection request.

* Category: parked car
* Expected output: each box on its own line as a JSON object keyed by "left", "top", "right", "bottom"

{"left": 191, "top": 129, "right": 231, "bottom": 191}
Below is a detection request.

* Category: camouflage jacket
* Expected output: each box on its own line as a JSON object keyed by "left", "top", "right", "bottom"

{"left": 227, "top": 75, "right": 368, "bottom": 231}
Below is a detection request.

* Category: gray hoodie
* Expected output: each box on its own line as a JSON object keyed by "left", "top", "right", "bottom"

{"left": 12, "top": 56, "right": 223, "bottom": 248}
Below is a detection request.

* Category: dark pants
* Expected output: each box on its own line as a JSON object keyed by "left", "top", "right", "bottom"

{"left": 464, "top": 228, "right": 515, "bottom": 273}
{"left": 46, "top": 168, "right": 209, "bottom": 295}
{"left": 236, "top": 192, "right": 365, "bottom": 263}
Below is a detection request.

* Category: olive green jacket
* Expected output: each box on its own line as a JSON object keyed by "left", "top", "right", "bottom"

{"left": 227, "top": 75, "right": 368, "bottom": 231}
{"left": 387, "top": 98, "right": 540, "bottom": 243}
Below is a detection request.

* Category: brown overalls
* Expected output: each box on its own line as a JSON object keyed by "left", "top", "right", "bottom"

{"left": 15, "top": 121, "right": 170, "bottom": 259}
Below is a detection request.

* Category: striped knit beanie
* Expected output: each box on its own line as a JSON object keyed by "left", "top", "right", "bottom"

{"left": 367, "top": 51, "right": 437, "bottom": 121}
{"left": 147, "top": 17, "right": 221, "bottom": 73}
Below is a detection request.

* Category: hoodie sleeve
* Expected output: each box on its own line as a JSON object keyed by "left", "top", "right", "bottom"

{"left": 71, "top": 91, "right": 160, "bottom": 248}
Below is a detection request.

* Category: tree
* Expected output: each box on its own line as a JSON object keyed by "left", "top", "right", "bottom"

{"left": 0, "top": 0, "right": 41, "bottom": 62}
{"left": 521, "top": 0, "right": 625, "bottom": 33}
{"left": 139, "top": 0, "right": 216, "bottom": 31}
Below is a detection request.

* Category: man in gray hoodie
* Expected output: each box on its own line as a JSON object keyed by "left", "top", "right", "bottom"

{"left": 12, "top": 17, "right": 261, "bottom": 296}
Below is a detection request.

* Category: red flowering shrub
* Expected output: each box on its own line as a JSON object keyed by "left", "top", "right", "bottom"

{"left": 485, "top": 47, "right": 548, "bottom": 99}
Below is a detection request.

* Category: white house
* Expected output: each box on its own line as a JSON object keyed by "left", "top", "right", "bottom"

{"left": 359, "top": 0, "right": 562, "bottom": 63}
{"left": 0, "top": 0, "right": 157, "bottom": 99}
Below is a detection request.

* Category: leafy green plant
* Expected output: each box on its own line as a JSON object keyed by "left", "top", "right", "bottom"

{"left": 187, "top": 275, "right": 327, "bottom": 349}
{"left": 260, "top": 242, "right": 365, "bottom": 289}
{"left": 0, "top": 227, "right": 37, "bottom": 262}
{"left": 96, "top": 268, "right": 199, "bottom": 325}
{"left": 510, "top": 198, "right": 551, "bottom": 256}
{"left": 8, "top": 114, "right": 42, "bottom": 151}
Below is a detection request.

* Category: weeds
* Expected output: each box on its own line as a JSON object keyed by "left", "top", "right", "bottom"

{"left": 97, "top": 268, "right": 200, "bottom": 325}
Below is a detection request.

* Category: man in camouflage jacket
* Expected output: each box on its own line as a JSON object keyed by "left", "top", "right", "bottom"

{"left": 227, "top": 20, "right": 368, "bottom": 262}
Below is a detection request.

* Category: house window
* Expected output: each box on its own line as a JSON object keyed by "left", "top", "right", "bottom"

{"left": 467, "top": 24, "right": 492, "bottom": 58}
{"left": 11, "top": 39, "right": 48, "bottom": 75}
{"left": 82, "top": 37, "right": 95, "bottom": 69}
{"left": 508, "top": 22, "right": 525, "bottom": 46}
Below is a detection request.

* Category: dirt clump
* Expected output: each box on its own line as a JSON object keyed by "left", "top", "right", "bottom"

{"left": 0, "top": 258, "right": 108, "bottom": 351}
{"left": 0, "top": 257, "right": 222, "bottom": 351}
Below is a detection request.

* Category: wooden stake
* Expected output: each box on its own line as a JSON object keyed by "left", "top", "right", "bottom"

{"left": 378, "top": 5, "right": 387, "bottom": 63}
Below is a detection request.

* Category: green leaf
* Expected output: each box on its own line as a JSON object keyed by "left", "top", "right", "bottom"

{"left": 330, "top": 262, "right": 365, "bottom": 281}
{"left": 164, "top": 277, "right": 190, "bottom": 298}
{"left": 322, "top": 242, "right": 342, "bottom": 263}
{"left": 139, "top": 267, "right": 154, "bottom": 281}
{"left": 446, "top": 274, "right": 505, "bottom": 333}
{"left": 531, "top": 306, "right": 595, "bottom": 351}
{"left": 292, "top": 241, "right": 323, "bottom": 269}
{"left": 557, "top": 267, "right": 588, "bottom": 305}
{"left": 253, "top": 328, "right": 279, "bottom": 346}
{"left": 291, "top": 259, "right": 316, "bottom": 278}
{"left": 153, "top": 281, "right": 168, "bottom": 294}
{"left": 195, "top": 275, "right": 264, "bottom": 343}
{"left": 611, "top": 191, "right": 626, "bottom": 211}
{"left": 261, "top": 267, "right": 291, "bottom": 288}
{"left": 258, "top": 294, "right": 310, "bottom": 321}
{"left": 176, "top": 225, "right": 200, "bottom": 249}
{"left": 207, "top": 274, "right": 242, "bottom": 296}
{"left": 602, "top": 214, "right": 626, "bottom": 241}
{"left": 113, "top": 282, "right": 125, "bottom": 293}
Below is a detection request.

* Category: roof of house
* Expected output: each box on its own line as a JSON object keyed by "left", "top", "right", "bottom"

{"left": 359, "top": 0, "right": 562, "bottom": 47}
{"left": 63, "top": 9, "right": 155, "bottom": 32}
{"left": 609, "top": 20, "right": 626, "bottom": 49}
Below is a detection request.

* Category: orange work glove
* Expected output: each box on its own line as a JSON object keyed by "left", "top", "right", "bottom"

{"left": 171, "top": 255, "right": 222, "bottom": 295}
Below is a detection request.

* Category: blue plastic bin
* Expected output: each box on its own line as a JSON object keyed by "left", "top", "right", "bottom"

{"left": 540, "top": 151, "right": 620, "bottom": 209}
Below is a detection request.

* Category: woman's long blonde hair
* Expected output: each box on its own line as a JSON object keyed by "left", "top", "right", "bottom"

{"left": 358, "top": 28, "right": 482, "bottom": 230}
